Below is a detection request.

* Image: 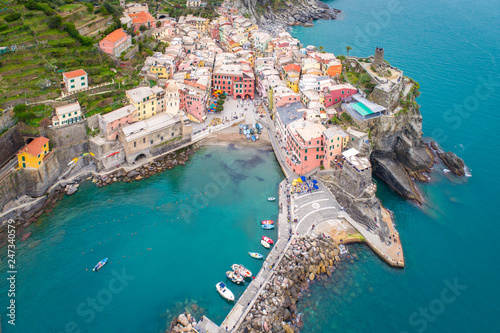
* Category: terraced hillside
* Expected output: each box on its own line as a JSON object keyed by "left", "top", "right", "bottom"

{"left": 0, "top": 1, "right": 118, "bottom": 108}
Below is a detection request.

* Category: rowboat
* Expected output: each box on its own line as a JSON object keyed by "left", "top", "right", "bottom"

{"left": 261, "top": 224, "right": 274, "bottom": 230}
{"left": 216, "top": 282, "right": 235, "bottom": 301}
{"left": 262, "top": 236, "right": 274, "bottom": 244}
{"left": 261, "top": 220, "right": 274, "bottom": 225}
{"left": 267, "top": 197, "right": 275, "bottom": 202}
{"left": 249, "top": 252, "right": 264, "bottom": 259}
{"left": 261, "top": 239, "right": 271, "bottom": 249}
{"left": 226, "top": 270, "right": 244, "bottom": 284}
{"left": 231, "top": 264, "right": 252, "bottom": 277}
{"left": 92, "top": 258, "right": 108, "bottom": 272}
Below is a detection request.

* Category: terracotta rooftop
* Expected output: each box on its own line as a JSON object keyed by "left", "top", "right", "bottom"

{"left": 102, "top": 29, "right": 128, "bottom": 43}
{"left": 63, "top": 69, "right": 87, "bottom": 79}
{"left": 17, "top": 137, "right": 49, "bottom": 157}
{"left": 129, "top": 11, "right": 155, "bottom": 24}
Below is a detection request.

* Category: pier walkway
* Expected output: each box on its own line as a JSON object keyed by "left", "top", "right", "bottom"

{"left": 221, "top": 179, "right": 292, "bottom": 332}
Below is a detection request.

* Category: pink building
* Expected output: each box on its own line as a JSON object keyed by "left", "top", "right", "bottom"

{"left": 98, "top": 105, "right": 137, "bottom": 140}
{"left": 178, "top": 81, "right": 208, "bottom": 123}
{"left": 322, "top": 127, "right": 349, "bottom": 169}
{"left": 99, "top": 29, "right": 131, "bottom": 57}
{"left": 212, "top": 64, "right": 255, "bottom": 99}
{"left": 285, "top": 119, "right": 326, "bottom": 175}
{"left": 323, "top": 84, "right": 357, "bottom": 108}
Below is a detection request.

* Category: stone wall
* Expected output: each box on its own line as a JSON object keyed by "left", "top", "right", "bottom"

{"left": 0, "top": 109, "right": 16, "bottom": 131}
{"left": 0, "top": 125, "right": 25, "bottom": 167}
{"left": 45, "top": 122, "right": 87, "bottom": 148}
{"left": 77, "top": 16, "right": 114, "bottom": 36}
{"left": 370, "top": 80, "right": 404, "bottom": 111}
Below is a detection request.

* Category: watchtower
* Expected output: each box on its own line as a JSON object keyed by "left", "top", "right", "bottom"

{"left": 374, "top": 47, "right": 384, "bottom": 67}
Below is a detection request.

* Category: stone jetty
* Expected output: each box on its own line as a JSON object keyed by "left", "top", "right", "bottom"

{"left": 237, "top": 234, "right": 340, "bottom": 333}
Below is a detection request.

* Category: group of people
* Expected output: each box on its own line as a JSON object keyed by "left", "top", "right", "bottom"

{"left": 290, "top": 180, "right": 316, "bottom": 195}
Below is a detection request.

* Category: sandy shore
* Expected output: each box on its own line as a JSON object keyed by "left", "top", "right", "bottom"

{"left": 200, "top": 123, "right": 272, "bottom": 149}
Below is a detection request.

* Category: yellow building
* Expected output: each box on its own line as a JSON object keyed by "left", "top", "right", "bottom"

{"left": 286, "top": 76, "right": 299, "bottom": 93}
{"left": 126, "top": 87, "right": 157, "bottom": 121}
{"left": 17, "top": 137, "right": 50, "bottom": 169}
{"left": 150, "top": 64, "right": 170, "bottom": 79}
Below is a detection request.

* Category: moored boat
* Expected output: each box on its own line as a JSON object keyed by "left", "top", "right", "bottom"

{"left": 226, "top": 270, "right": 244, "bottom": 284}
{"left": 262, "top": 236, "right": 274, "bottom": 244}
{"left": 92, "top": 258, "right": 108, "bottom": 272}
{"left": 261, "top": 224, "right": 274, "bottom": 230}
{"left": 216, "top": 282, "right": 235, "bottom": 301}
{"left": 249, "top": 252, "right": 264, "bottom": 259}
{"left": 267, "top": 197, "right": 276, "bottom": 202}
{"left": 261, "top": 239, "right": 271, "bottom": 249}
{"left": 231, "top": 264, "right": 252, "bottom": 277}
{"left": 261, "top": 220, "right": 274, "bottom": 224}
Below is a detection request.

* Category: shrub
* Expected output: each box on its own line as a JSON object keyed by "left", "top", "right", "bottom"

{"left": 79, "top": 36, "right": 93, "bottom": 46}
{"left": 139, "top": 25, "right": 147, "bottom": 32}
{"left": 0, "top": 23, "right": 8, "bottom": 31}
{"left": 216, "top": 105, "right": 223, "bottom": 112}
{"left": 360, "top": 73, "right": 371, "bottom": 84}
{"left": 14, "top": 104, "right": 28, "bottom": 113}
{"left": 85, "top": 3, "right": 93, "bottom": 13}
{"left": 4, "top": 12, "right": 21, "bottom": 22}
{"left": 48, "top": 15, "right": 62, "bottom": 29}
{"left": 217, "top": 99, "right": 224, "bottom": 105}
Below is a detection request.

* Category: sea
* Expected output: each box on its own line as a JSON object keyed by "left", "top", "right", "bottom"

{"left": 2, "top": 0, "right": 500, "bottom": 331}
{"left": 0, "top": 146, "right": 284, "bottom": 332}
{"left": 290, "top": 0, "right": 500, "bottom": 332}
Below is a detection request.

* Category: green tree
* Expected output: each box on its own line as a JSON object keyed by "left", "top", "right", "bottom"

{"left": 216, "top": 105, "right": 223, "bottom": 112}
{"left": 85, "top": 3, "right": 94, "bottom": 13}
{"left": 360, "top": 73, "right": 371, "bottom": 84}
{"left": 156, "top": 21, "right": 161, "bottom": 28}
{"left": 318, "top": 45, "right": 324, "bottom": 51}
{"left": 13, "top": 104, "right": 27, "bottom": 114}
{"left": 139, "top": 25, "right": 147, "bottom": 32}
{"left": 217, "top": 99, "right": 225, "bottom": 105}
{"left": 48, "top": 15, "right": 62, "bottom": 29}
{"left": 4, "top": 12, "right": 21, "bottom": 22}
{"left": 346, "top": 45, "right": 352, "bottom": 57}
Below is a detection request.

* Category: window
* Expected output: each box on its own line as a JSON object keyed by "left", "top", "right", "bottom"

{"left": 22, "top": 163, "right": 25, "bottom": 168}
{"left": 63, "top": 114, "right": 66, "bottom": 118}
{"left": 330, "top": 152, "right": 332, "bottom": 156}
{"left": 81, "top": 83, "right": 85, "bottom": 86}
{"left": 316, "top": 148, "right": 319, "bottom": 152}
{"left": 71, "top": 85, "right": 75, "bottom": 89}
{"left": 81, "top": 77, "right": 84, "bottom": 80}
{"left": 134, "top": 142, "right": 136, "bottom": 147}
{"left": 150, "top": 140, "right": 153, "bottom": 144}
{"left": 337, "top": 144, "right": 339, "bottom": 147}
{"left": 70, "top": 79, "right": 75, "bottom": 83}
{"left": 305, "top": 156, "right": 307, "bottom": 161}
{"left": 38, "top": 161, "right": 41, "bottom": 165}
{"left": 305, "top": 149, "right": 307, "bottom": 153}
{"left": 22, "top": 156, "right": 25, "bottom": 161}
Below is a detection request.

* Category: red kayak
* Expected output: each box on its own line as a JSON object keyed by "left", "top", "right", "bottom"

{"left": 261, "top": 220, "right": 274, "bottom": 225}
{"left": 262, "top": 236, "right": 274, "bottom": 244}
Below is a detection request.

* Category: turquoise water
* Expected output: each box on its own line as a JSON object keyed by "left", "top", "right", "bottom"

{"left": 0, "top": 146, "right": 283, "bottom": 332}
{"left": 292, "top": 0, "right": 500, "bottom": 332}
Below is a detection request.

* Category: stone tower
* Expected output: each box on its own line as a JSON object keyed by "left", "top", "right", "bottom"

{"left": 165, "top": 81, "right": 180, "bottom": 116}
{"left": 374, "top": 47, "right": 384, "bottom": 67}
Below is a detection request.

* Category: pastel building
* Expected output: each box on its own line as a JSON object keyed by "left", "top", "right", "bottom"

{"left": 164, "top": 81, "right": 180, "bottom": 116}
{"left": 285, "top": 119, "right": 327, "bottom": 175}
{"left": 323, "top": 127, "right": 349, "bottom": 169}
{"left": 323, "top": 84, "right": 358, "bottom": 108}
{"left": 63, "top": 69, "right": 88, "bottom": 93}
{"left": 212, "top": 64, "right": 255, "bottom": 99}
{"left": 17, "top": 137, "right": 49, "bottom": 169}
{"left": 99, "top": 29, "right": 132, "bottom": 57}
{"left": 126, "top": 87, "right": 157, "bottom": 121}
{"left": 178, "top": 82, "right": 208, "bottom": 123}
{"left": 52, "top": 102, "right": 82, "bottom": 126}
{"left": 129, "top": 11, "right": 156, "bottom": 32}
{"left": 98, "top": 105, "right": 137, "bottom": 141}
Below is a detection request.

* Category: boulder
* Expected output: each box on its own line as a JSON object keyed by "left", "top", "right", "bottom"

{"left": 309, "top": 273, "right": 315, "bottom": 280}
{"left": 283, "top": 324, "right": 294, "bottom": 333}
{"left": 438, "top": 151, "right": 465, "bottom": 176}
{"left": 127, "top": 170, "right": 139, "bottom": 178}
{"left": 177, "top": 313, "right": 189, "bottom": 327}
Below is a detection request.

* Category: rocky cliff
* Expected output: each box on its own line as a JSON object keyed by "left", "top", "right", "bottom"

{"left": 368, "top": 104, "right": 434, "bottom": 204}
{"left": 235, "top": 0, "right": 340, "bottom": 28}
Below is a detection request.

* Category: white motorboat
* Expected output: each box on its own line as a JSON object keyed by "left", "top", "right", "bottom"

{"left": 216, "top": 282, "right": 235, "bottom": 301}
{"left": 261, "top": 239, "right": 271, "bottom": 249}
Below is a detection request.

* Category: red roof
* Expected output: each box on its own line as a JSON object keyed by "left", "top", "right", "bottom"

{"left": 129, "top": 11, "right": 155, "bottom": 25}
{"left": 283, "top": 64, "right": 301, "bottom": 73}
{"left": 17, "top": 137, "right": 49, "bottom": 157}
{"left": 63, "top": 69, "right": 87, "bottom": 79}
{"left": 102, "top": 29, "right": 128, "bottom": 43}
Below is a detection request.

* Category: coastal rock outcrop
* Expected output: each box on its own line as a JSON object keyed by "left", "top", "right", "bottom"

{"left": 437, "top": 151, "right": 466, "bottom": 176}
{"left": 235, "top": 0, "right": 341, "bottom": 28}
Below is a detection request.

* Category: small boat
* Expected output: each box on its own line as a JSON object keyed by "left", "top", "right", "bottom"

{"left": 249, "top": 252, "right": 264, "bottom": 259}
{"left": 261, "top": 224, "right": 274, "bottom": 230}
{"left": 261, "top": 239, "right": 270, "bottom": 248}
{"left": 261, "top": 220, "right": 274, "bottom": 225}
{"left": 262, "top": 236, "right": 274, "bottom": 244}
{"left": 216, "top": 282, "right": 235, "bottom": 301}
{"left": 93, "top": 258, "right": 108, "bottom": 272}
{"left": 267, "top": 197, "right": 276, "bottom": 202}
{"left": 226, "top": 270, "right": 244, "bottom": 284}
{"left": 231, "top": 264, "right": 252, "bottom": 277}
{"left": 339, "top": 244, "right": 348, "bottom": 255}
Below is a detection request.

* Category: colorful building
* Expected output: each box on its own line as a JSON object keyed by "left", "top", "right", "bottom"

{"left": 52, "top": 102, "right": 82, "bottom": 127}
{"left": 63, "top": 69, "right": 88, "bottom": 93}
{"left": 126, "top": 87, "right": 157, "bottom": 121}
{"left": 129, "top": 11, "right": 156, "bottom": 32}
{"left": 98, "top": 105, "right": 137, "bottom": 141}
{"left": 99, "top": 29, "right": 132, "bottom": 57}
{"left": 212, "top": 64, "right": 255, "bottom": 99}
{"left": 285, "top": 119, "right": 326, "bottom": 175}
{"left": 17, "top": 137, "right": 49, "bottom": 169}
{"left": 323, "top": 127, "right": 349, "bottom": 169}
{"left": 323, "top": 84, "right": 358, "bottom": 108}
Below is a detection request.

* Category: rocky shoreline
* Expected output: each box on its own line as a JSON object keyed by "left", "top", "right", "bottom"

{"left": 236, "top": 0, "right": 341, "bottom": 31}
